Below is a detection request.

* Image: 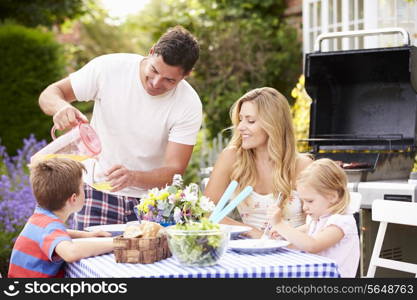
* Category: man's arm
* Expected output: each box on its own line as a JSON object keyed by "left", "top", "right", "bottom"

{"left": 39, "top": 77, "right": 88, "bottom": 130}
{"left": 106, "top": 141, "right": 194, "bottom": 191}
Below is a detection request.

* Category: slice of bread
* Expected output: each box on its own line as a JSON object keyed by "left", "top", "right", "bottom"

{"left": 123, "top": 221, "right": 165, "bottom": 238}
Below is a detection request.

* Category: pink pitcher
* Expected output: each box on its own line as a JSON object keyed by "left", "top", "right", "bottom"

{"left": 31, "top": 122, "right": 101, "bottom": 163}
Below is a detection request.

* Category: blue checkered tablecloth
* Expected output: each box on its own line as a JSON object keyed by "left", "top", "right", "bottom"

{"left": 65, "top": 248, "right": 340, "bottom": 278}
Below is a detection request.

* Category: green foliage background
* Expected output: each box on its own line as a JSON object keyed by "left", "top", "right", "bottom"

{"left": 0, "top": 231, "right": 17, "bottom": 275}
{"left": 0, "top": 23, "right": 66, "bottom": 153}
{"left": 109, "top": 0, "right": 301, "bottom": 184}
{"left": 124, "top": 0, "right": 302, "bottom": 139}
{"left": 0, "top": 0, "right": 92, "bottom": 28}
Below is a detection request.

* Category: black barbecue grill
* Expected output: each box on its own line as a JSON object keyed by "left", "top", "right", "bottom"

{"left": 304, "top": 28, "right": 417, "bottom": 182}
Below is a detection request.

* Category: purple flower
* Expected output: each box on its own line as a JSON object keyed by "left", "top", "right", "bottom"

{"left": 154, "top": 214, "right": 163, "bottom": 223}
{"left": 0, "top": 135, "right": 46, "bottom": 233}
{"left": 148, "top": 204, "right": 156, "bottom": 212}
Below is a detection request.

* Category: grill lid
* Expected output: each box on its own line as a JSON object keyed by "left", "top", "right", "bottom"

{"left": 305, "top": 30, "right": 417, "bottom": 151}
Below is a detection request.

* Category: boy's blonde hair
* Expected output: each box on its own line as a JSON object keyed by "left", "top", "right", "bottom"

{"left": 228, "top": 87, "right": 298, "bottom": 209}
{"left": 30, "top": 158, "right": 86, "bottom": 211}
{"left": 296, "top": 158, "right": 350, "bottom": 214}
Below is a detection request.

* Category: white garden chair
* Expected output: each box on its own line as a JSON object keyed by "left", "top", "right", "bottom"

{"left": 366, "top": 200, "right": 417, "bottom": 277}
{"left": 348, "top": 192, "right": 362, "bottom": 214}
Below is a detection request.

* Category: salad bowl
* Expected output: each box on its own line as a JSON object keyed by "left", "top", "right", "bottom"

{"left": 165, "top": 220, "right": 229, "bottom": 267}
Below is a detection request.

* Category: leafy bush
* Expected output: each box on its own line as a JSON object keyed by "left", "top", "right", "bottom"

{"left": 0, "top": 135, "right": 46, "bottom": 276}
{"left": 0, "top": 23, "right": 65, "bottom": 154}
{"left": 290, "top": 75, "right": 312, "bottom": 153}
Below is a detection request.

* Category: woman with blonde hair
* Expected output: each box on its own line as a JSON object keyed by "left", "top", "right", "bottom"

{"left": 270, "top": 158, "right": 360, "bottom": 277}
{"left": 204, "top": 87, "right": 312, "bottom": 238}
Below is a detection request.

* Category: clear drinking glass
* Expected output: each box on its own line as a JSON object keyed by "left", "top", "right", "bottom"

{"left": 91, "top": 160, "right": 112, "bottom": 191}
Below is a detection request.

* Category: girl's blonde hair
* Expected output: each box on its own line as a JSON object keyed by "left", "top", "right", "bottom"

{"left": 296, "top": 158, "right": 350, "bottom": 214}
{"left": 228, "top": 87, "right": 298, "bottom": 209}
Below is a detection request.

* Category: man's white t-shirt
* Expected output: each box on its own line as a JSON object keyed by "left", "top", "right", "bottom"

{"left": 69, "top": 53, "right": 202, "bottom": 198}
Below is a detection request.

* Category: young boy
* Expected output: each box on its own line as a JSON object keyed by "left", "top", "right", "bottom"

{"left": 8, "top": 158, "right": 113, "bottom": 278}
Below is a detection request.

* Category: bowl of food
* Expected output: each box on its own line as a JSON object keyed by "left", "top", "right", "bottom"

{"left": 165, "top": 219, "right": 229, "bottom": 267}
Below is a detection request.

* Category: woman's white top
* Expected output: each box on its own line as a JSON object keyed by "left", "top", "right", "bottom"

{"left": 237, "top": 191, "right": 305, "bottom": 230}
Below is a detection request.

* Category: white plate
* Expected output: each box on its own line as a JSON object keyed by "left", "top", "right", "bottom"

{"left": 219, "top": 224, "right": 252, "bottom": 239}
{"left": 72, "top": 237, "right": 113, "bottom": 243}
{"left": 228, "top": 239, "right": 290, "bottom": 253}
{"left": 84, "top": 223, "right": 139, "bottom": 236}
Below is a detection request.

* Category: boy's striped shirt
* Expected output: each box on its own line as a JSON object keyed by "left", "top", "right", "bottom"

{"left": 8, "top": 206, "right": 71, "bottom": 278}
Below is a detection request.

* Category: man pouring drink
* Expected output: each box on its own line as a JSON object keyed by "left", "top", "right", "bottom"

{"left": 38, "top": 26, "right": 202, "bottom": 230}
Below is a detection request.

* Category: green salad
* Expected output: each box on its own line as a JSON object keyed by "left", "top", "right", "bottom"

{"left": 166, "top": 219, "right": 229, "bottom": 267}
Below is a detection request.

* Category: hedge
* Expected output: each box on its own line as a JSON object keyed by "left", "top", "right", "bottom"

{"left": 0, "top": 23, "right": 65, "bottom": 154}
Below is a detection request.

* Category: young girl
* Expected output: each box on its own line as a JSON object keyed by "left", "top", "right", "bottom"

{"left": 270, "top": 158, "right": 360, "bottom": 277}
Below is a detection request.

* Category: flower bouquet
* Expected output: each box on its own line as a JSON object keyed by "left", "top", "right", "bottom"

{"left": 134, "top": 175, "right": 215, "bottom": 226}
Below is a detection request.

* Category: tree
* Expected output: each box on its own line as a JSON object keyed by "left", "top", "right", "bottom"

{"left": 68, "top": 10, "right": 139, "bottom": 69}
{"left": 0, "top": 0, "right": 93, "bottom": 28}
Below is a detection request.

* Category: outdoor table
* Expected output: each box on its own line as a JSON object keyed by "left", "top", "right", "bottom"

{"left": 65, "top": 247, "right": 340, "bottom": 278}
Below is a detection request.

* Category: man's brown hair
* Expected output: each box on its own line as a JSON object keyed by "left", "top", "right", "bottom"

{"left": 30, "top": 158, "right": 86, "bottom": 211}
{"left": 153, "top": 25, "right": 199, "bottom": 74}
